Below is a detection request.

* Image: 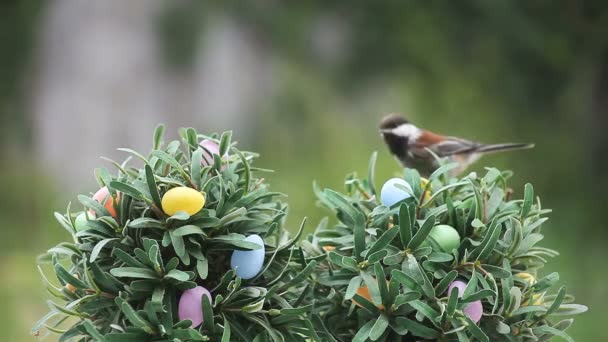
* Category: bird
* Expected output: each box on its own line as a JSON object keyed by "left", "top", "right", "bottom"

{"left": 379, "top": 114, "right": 534, "bottom": 177}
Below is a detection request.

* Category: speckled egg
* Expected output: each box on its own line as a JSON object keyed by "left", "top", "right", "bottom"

{"left": 161, "top": 187, "right": 205, "bottom": 216}
{"left": 200, "top": 139, "right": 228, "bottom": 169}
{"left": 230, "top": 234, "right": 265, "bottom": 279}
{"left": 380, "top": 178, "right": 413, "bottom": 207}
{"left": 423, "top": 224, "right": 461, "bottom": 252}
{"left": 448, "top": 280, "right": 483, "bottom": 323}
{"left": 178, "top": 286, "right": 212, "bottom": 328}
{"left": 74, "top": 212, "right": 95, "bottom": 232}
{"left": 92, "top": 186, "right": 120, "bottom": 218}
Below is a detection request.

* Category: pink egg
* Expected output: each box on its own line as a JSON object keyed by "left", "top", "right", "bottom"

{"left": 447, "top": 280, "right": 467, "bottom": 297}
{"left": 200, "top": 139, "right": 228, "bottom": 169}
{"left": 91, "top": 186, "right": 120, "bottom": 218}
{"left": 178, "top": 286, "right": 212, "bottom": 328}
{"left": 448, "top": 280, "right": 484, "bottom": 323}
{"left": 464, "top": 300, "right": 483, "bottom": 323}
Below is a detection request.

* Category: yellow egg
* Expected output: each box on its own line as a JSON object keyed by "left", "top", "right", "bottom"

{"left": 420, "top": 178, "right": 432, "bottom": 202}
{"left": 515, "top": 272, "right": 544, "bottom": 305}
{"left": 515, "top": 272, "right": 536, "bottom": 284}
{"left": 161, "top": 187, "right": 205, "bottom": 216}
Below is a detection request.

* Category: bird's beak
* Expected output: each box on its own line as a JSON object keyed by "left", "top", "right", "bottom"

{"left": 379, "top": 129, "right": 392, "bottom": 134}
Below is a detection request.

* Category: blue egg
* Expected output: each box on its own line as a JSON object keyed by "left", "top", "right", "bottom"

{"left": 230, "top": 234, "right": 265, "bottom": 279}
{"left": 380, "top": 178, "right": 413, "bottom": 207}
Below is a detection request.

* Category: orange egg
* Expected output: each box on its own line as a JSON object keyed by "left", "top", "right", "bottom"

{"left": 322, "top": 246, "right": 336, "bottom": 252}
{"left": 92, "top": 186, "right": 120, "bottom": 218}
{"left": 352, "top": 285, "right": 386, "bottom": 310}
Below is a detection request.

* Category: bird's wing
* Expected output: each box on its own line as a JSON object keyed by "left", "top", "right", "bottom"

{"left": 413, "top": 137, "right": 480, "bottom": 157}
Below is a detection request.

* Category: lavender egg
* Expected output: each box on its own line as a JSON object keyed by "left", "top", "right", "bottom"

{"left": 200, "top": 139, "right": 228, "bottom": 168}
{"left": 178, "top": 286, "right": 212, "bottom": 328}
{"left": 380, "top": 178, "right": 413, "bottom": 207}
{"left": 448, "top": 280, "right": 483, "bottom": 323}
{"left": 230, "top": 234, "right": 265, "bottom": 280}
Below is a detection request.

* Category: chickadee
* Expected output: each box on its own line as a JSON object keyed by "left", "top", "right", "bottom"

{"left": 379, "top": 114, "right": 534, "bottom": 177}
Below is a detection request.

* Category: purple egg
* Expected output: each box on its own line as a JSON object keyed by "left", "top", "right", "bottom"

{"left": 448, "top": 280, "right": 467, "bottom": 297}
{"left": 464, "top": 300, "right": 483, "bottom": 323}
{"left": 448, "top": 280, "right": 483, "bottom": 323}
{"left": 178, "top": 286, "right": 212, "bottom": 328}
{"left": 200, "top": 139, "right": 228, "bottom": 169}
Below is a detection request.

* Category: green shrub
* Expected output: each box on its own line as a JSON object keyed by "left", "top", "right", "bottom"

{"left": 303, "top": 152, "right": 587, "bottom": 341}
{"left": 34, "top": 126, "right": 311, "bottom": 341}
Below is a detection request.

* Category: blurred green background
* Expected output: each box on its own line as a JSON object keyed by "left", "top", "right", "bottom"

{"left": 1, "top": 1, "right": 606, "bottom": 340}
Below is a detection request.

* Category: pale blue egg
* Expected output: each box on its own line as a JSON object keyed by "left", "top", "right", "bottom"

{"left": 380, "top": 178, "right": 413, "bottom": 207}
{"left": 230, "top": 234, "right": 265, "bottom": 279}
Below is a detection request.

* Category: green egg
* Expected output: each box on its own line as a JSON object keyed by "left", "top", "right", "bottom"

{"left": 74, "top": 212, "right": 93, "bottom": 232}
{"left": 422, "top": 224, "right": 460, "bottom": 252}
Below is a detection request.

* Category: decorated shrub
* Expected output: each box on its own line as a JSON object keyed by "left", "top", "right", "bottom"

{"left": 303, "top": 152, "right": 587, "bottom": 341}
{"left": 33, "top": 126, "right": 312, "bottom": 341}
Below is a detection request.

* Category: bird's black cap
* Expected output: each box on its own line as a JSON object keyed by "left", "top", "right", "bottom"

{"left": 379, "top": 114, "right": 408, "bottom": 131}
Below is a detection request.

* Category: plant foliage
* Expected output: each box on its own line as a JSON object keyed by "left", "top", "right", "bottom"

{"left": 302, "top": 152, "right": 587, "bottom": 341}
{"left": 34, "top": 126, "right": 312, "bottom": 341}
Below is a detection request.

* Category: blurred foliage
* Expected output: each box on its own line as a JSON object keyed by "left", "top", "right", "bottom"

{"left": 1, "top": 1, "right": 607, "bottom": 341}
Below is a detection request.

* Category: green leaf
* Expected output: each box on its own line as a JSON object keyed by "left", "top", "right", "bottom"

{"left": 145, "top": 165, "right": 162, "bottom": 209}
{"left": 366, "top": 227, "right": 399, "bottom": 258}
{"left": 90, "top": 238, "right": 117, "bottom": 262}
{"left": 546, "top": 286, "right": 566, "bottom": 315}
{"left": 153, "top": 124, "right": 165, "bottom": 150}
{"left": 115, "top": 297, "right": 155, "bottom": 334}
{"left": 353, "top": 320, "right": 374, "bottom": 342}
{"left": 550, "top": 304, "right": 588, "bottom": 316}
{"left": 368, "top": 151, "right": 378, "bottom": 199}
{"left": 447, "top": 286, "right": 459, "bottom": 316}
{"left": 394, "top": 317, "right": 439, "bottom": 339}
{"left": 408, "top": 214, "right": 436, "bottom": 249}
{"left": 464, "top": 316, "right": 488, "bottom": 342}
{"left": 173, "top": 225, "right": 204, "bottom": 237}
{"left": 202, "top": 294, "right": 215, "bottom": 333}
{"left": 369, "top": 314, "right": 389, "bottom": 341}
{"left": 191, "top": 149, "right": 203, "bottom": 190}
{"left": 398, "top": 203, "right": 413, "bottom": 247}
{"left": 462, "top": 289, "right": 495, "bottom": 304}
{"left": 219, "top": 131, "right": 232, "bottom": 156}
{"left": 110, "top": 267, "right": 158, "bottom": 279}
{"left": 521, "top": 183, "right": 534, "bottom": 218}
{"left": 109, "top": 180, "right": 144, "bottom": 200}
{"left": 531, "top": 325, "right": 574, "bottom": 342}
{"left": 435, "top": 270, "right": 458, "bottom": 294}
{"left": 129, "top": 217, "right": 164, "bottom": 229}
{"left": 221, "top": 316, "right": 232, "bottom": 342}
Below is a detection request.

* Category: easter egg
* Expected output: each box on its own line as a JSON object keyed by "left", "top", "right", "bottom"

{"left": 178, "top": 286, "right": 212, "bottom": 328}
{"left": 231, "top": 234, "right": 265, "bottom": 279}
{"left": 200, "top": 139, "right": 228, "bottom": 168}
{"left": 422, "top": 225, "right": 460, "bottom": 252}
{"left": 380, "top": 178, "right": 413, "bottom": 207}
{"left": 161, "top": 187, "right": 205, "bottom": 216}
{"left": 92, "top": 186, "right": 120, "bottom": 218}
{"left": 74, "top": 212, "right": 95, "bottom": 232}
{"left": 515, "top": 272, "right": 545, "bottom": 305}
{"left": 420, "top": 177, "right": 432, "bottom": 202}
{"left": 448, "top": 280, "right": 483, "bottom": 323}
{"left": 352, "top": 285, "right": 385, "bottom": 310}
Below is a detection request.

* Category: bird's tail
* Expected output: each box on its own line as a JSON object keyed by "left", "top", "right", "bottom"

{"left": 477, "top": 142, "right": 535, "bottom": 154}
